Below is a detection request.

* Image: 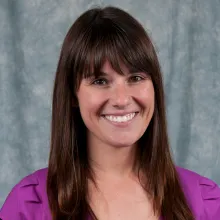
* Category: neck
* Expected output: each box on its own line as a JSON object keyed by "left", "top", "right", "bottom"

{"left": 87, "top": 136, "right": 137, "bottom": 181}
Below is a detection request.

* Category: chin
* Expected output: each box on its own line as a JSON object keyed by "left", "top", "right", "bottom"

{"left": 109, "top": 132, "right": 142, "bottom": 146}
{"left": 108, "top": 139, "right": 138, "bottom": 148}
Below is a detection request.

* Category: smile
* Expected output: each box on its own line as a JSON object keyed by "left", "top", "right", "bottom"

{"left": 104, "top": 113, "right": 136, "bottom": 123}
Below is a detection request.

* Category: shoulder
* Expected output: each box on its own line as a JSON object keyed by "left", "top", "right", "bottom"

{"left": 176, "top": 166, "right": 220, "bottom": 219}
{"left": 18, "top": 167, "right": 48, "bottom": 188}
{"left": 0, "top": 168, "right": 50, "bottom": 220}
{"left": 176, "top": 166, "right": 203, "bottom": 185}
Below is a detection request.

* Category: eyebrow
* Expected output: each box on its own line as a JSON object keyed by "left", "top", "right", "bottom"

{"left": 84, "top": 71, "right": 107, "bottom": 79}
{"left": 95, "top": 71, "right": 109, "bottom": 76}
{"left": 84, "top": 65, "right": 150, "bottom": 80}
{"left": 88, "top": 68, "right": 143, "bottom": 77}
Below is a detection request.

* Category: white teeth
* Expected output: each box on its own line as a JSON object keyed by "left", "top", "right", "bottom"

{"left": 104, "top": 113, "right": 136, "bottom": 123}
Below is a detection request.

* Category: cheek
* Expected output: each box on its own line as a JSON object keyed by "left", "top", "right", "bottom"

{"left": 78, "top": 90, "right": 104, "bottom": 118}
{"left": 136, "top": 83, "right": 155, "bottom": 107}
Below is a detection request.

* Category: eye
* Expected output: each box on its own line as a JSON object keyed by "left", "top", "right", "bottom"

{"left": 129, "top": 75, "right": 144, "bottom": 83}
{"left": 92, "top": 78, "right": 108, "bottom": 85}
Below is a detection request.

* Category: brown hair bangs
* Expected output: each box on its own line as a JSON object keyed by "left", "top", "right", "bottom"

{"left": 64, "top": 8, "right": 157, "bottom": 94}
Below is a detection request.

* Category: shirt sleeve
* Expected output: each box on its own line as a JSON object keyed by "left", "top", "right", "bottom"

{"left": 0, "top": 174, "right": 43, "bottom": 220}
{"left": 200, "top": 175, "right": 220, "bottom": 220}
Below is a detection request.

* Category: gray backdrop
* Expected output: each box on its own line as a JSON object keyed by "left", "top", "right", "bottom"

{"left": 0, "top": 0, "right": 220, "bottom": 206}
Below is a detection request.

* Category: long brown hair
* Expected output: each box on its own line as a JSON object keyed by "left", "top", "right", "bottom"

{"left": 47, "top": 6, "right": 195, "bottom": 220}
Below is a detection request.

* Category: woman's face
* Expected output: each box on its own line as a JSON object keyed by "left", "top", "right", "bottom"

{"left": 76, "top": 61, "right": 155, "bottom": 148}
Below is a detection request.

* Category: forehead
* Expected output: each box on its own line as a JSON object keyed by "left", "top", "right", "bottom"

{"left": 84, "top": 60, "right": 144, "bottom": 80}
{"left": 101, "top": 60, "right": 129, "bottom": 74}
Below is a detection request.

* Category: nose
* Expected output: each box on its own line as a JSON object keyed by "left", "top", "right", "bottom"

{"left": 110, "top": 83, "right": 131, "bottom": 108}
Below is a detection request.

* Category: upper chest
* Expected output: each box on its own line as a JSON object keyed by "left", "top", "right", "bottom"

{"left": 88, "top": 179, "right": 159, "bottom": 220}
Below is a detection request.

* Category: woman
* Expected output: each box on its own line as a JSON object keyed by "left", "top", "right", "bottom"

{"left": 0, "top": 6, "right": 220, "bottom": 220}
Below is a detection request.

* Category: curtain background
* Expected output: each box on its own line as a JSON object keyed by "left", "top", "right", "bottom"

{"left": 1, "top": 0, "right": 220, "bottom": 206}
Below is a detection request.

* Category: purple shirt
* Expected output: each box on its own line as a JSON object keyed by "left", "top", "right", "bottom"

{"left": 0, "top": 166, "right": 220, "bottom": 219}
